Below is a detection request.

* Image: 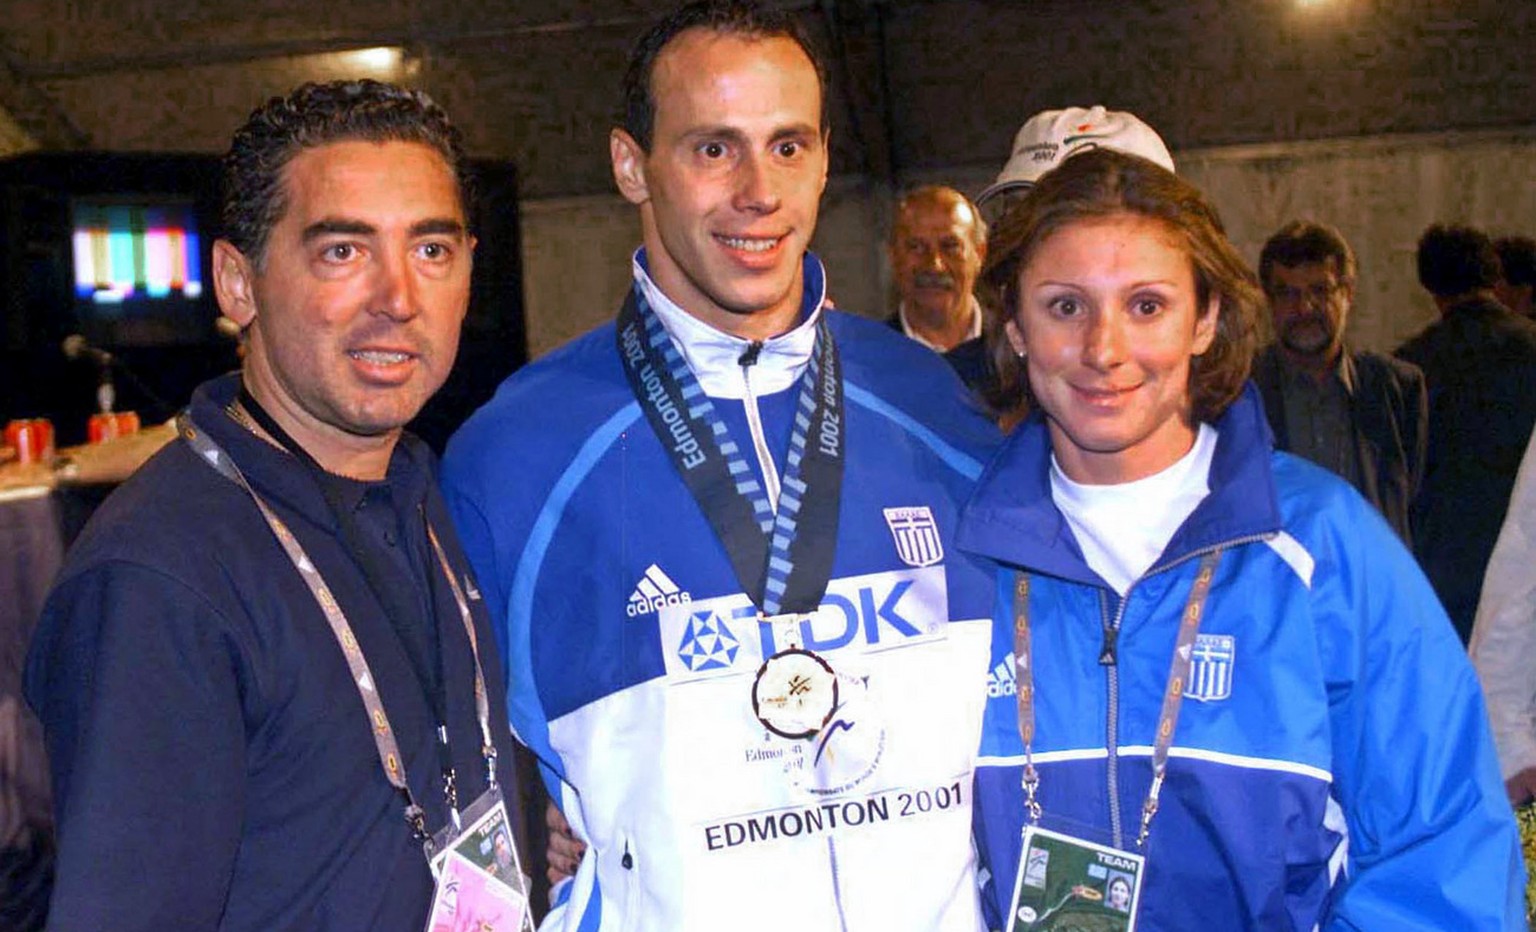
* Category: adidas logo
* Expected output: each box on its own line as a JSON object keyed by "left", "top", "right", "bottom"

{"left": 626, "top": 564, "right": 692, "bottom": 617}
{"left": 987, "top": 652, "right": 1017, "bottom": 698}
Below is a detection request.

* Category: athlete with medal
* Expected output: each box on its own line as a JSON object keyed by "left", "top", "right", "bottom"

{"left": 958, "top": 148, "right": 1522, "bottom": 930}
{"left": 443, "top": 2, "right": 999, "bottom": 929}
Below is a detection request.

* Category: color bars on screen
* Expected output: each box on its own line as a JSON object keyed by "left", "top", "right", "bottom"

{"left": 72, "top": 205, "right": 204, "bottom": 303}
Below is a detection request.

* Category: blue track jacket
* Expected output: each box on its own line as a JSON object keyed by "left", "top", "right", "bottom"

{"left": 957, "top": 385, "right": 1525, "bottom": 931}
{"left": 442, "top": 256, "right": 1001, "bottom": 931}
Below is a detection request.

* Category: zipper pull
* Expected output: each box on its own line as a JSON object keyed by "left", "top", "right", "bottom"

{"left": 1098, "top": 626, "right": 1118, "bottom": 666}
{"left": 737, "top": 341, "right": 764, "bottom": 367}
{"left": 621, "top": 841, "right": 634, "bottom": 870}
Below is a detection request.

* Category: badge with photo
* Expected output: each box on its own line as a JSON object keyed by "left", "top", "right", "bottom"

{"left": 427, "top": 787, "right": 533, "bottom": 932}
{"left": 427, "top": 850, "right": 529, "bottom": 932}
{"left": 1008, "top": 825, "right": 1145, "bottom": 931}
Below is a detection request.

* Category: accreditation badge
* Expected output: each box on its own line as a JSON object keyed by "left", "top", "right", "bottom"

{"left": 1007, "top": 825, "right": 1145, "bottom": 932}
{"left": 426, "top": 786, "right": 532, "bottom": 932}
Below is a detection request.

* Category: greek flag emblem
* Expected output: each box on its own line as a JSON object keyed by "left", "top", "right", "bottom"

{"left": 883, "top": 506, "right": 944, "bottom": 568}
{"left": 1184, "top": 633, "right": 1235, "bottom": 702}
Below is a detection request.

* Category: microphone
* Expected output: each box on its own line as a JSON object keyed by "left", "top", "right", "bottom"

{"left": 60, "top": 334, "right": 174, "bottom": 421}
{"left": 62, "top": 334, "right": 114, "bottom": 366}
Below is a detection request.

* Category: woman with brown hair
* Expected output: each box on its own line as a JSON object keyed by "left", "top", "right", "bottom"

{"left": 957, "top": 148, "right": 1520, "bottom": 930}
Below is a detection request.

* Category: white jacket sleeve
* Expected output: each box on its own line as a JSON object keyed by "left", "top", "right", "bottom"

{"left": 1470, "top": 425, "right": 1536, "bottom": 780}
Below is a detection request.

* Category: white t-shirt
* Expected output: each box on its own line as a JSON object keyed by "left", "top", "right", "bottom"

{"left": 1049, "top": 424, "right": 1218, "bottom": 596}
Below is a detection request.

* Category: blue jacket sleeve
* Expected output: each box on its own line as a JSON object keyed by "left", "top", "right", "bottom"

{"left": 438, "top": 481, "right": 512, "bottom": 668}
{"left": 1317, "top": 513, "right": 1526, "bottom": 930}
{"left": 441, "top": 435, "right": 568, "bottom": 789}
{"left": 25, "top": 563, "right": 249, "bottom": 931}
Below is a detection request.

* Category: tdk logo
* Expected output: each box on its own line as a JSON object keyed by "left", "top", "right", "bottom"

{"left": 626, "top": 564, "right": 692, "bottom": 617}
{"left": 740, "top": 577, "right": 930, "bottom": 658}
{"left": 659, "top": 567, "right": 949, "bottom": 681}
{"left": 987, "top": 652, "right": 1017, "bottom": 698}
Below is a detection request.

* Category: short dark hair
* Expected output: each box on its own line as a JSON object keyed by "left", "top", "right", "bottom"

{"left": 620, "top": 0, "right": 830, "bottom": 152}
{"left": 221, "top": 79, "right": 470, "bottom": 266}
{"left": 980, "top": 148, "right": 1262, "bottom": 425}
{"left": 1495, "top": 236, "right": 1536, "bottom": 289}
{"left": 1416, "top": 224, "right": 1500, "bottom": 298}
{"left": 1258, "top": 220, "right": 1356, "bottom": 292}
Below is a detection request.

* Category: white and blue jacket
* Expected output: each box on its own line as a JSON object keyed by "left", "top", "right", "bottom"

{"left": 957, "top": 385, "right": 1525, "bottom": 931}
{"left": 442, "top": 254, "right": 1001, "bottom": 931}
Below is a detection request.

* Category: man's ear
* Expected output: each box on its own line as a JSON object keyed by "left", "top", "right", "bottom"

{"left": 611, "top": 128, "right": 650, "bottom": 206}
{"left": 213, "top": 239, "right": 258, "bottom": 330}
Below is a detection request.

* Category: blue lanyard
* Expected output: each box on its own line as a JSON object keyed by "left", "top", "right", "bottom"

{"left": 615, "top": 291, "right": 845, "bottom": 616}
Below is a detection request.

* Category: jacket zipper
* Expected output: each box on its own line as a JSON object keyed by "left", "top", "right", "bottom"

{"left": 738, "top": 341, "right": 781, "bottom": 509}
{"left": 1102, "top": 589, "right": 1125, "bottom": 848}
{"left": 1097, "top": 531, "right": 1272, "bottom": 851}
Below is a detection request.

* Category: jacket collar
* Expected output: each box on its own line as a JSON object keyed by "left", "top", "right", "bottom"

{"left": 955, "top": 382, "right": 1282, "bottom": 583}
{"left": 896, "top": 296, "right": 983, "bottom": 351}
{"left": 631, "top": 248, "right": 827, "bottom": 399}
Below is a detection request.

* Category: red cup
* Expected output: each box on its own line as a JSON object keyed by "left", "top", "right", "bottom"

{"left": 88, "top": 410, "right": 142, "bottom": 444}
{"left": 4, "top": 418, "right": 56, "bottom": 464}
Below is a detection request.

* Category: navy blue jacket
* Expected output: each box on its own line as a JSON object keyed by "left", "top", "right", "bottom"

{"left": 25, "top": 374, "right": 517, "bottom": 931}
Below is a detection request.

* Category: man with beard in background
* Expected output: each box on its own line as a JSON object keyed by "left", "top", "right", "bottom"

{"left": 1251, "top": 220, "right": 1426, "bottom": 546}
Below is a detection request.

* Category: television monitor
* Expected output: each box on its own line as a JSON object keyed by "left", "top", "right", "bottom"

{"left": 68, "top": 196, "right": 213, "bottom": 346}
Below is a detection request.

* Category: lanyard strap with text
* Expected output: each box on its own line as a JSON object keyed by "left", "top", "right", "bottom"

{"left": 178, "top": 412, "right": 498, "bottom": 842}
{"left": 614, "top": 290, "right": 844, "bottom": 616}
{"left": 1013, "top": 549, "right": 1223, "bottom": 848}
{"left": 234, "top": 387, "right": 484, "bottom": 826}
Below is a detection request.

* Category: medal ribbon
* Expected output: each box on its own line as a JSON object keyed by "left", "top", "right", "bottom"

{"left": 1013, "top": 550, "right": 1223, "bottom": 847}
{"left": 178, "top": 412, "right": 500, "bottom": 843}
{"left": 615, "top": 290, "right": 844, "bottom": 616}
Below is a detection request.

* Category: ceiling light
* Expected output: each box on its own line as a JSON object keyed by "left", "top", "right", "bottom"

{"left": 348, "top": 47, "right": 402, "bottom": 73}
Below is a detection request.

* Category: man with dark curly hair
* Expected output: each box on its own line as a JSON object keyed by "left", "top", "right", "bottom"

{"left": 1397, "top": 223, "right": 1536, "bottom": 641}
{"left": 25, "top": 80, "right": 524, "bottom": 930}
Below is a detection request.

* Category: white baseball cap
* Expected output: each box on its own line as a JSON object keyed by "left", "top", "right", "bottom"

{"left": 976, "top": 105, "right": 1175, "bottom": 205}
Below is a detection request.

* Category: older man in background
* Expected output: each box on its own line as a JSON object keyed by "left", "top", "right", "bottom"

{"left": 886, "top": 185, "right": 988, "bottom": 386}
